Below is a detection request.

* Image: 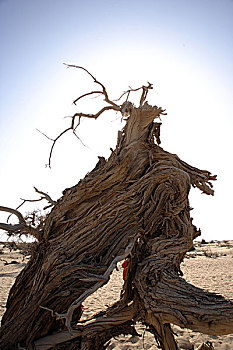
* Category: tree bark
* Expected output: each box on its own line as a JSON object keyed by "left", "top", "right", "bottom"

{"left": 1, "top": 81, "right": 231, "bottom": 350}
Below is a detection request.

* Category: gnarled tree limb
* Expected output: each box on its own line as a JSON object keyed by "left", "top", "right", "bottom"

{"left": 0, "top": 206, "right": 40, "bottom": 239}
{"left": 114, "top": 82, "right": 153, "bottom": 105}
{"left": 140, "top": 270, "right": 233, "bottom": 335}
{"left": 51, "top": 238, "right": 138, "bottom": 334}
{"left": 1, "top": 69, "right": 227, "bottom": 350}
{"left": 63, "top": 64, "right": 119, "bottom": 108}
{"left": 34, "top": 301, "right": 137, "bottom": 350}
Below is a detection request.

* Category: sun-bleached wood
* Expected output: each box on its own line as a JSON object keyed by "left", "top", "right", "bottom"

{"left": 0, "top": 68, "right": 231, "bottom": 349}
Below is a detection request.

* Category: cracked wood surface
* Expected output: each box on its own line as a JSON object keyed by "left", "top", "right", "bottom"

{"left": 1, "top": 84, "right": 229, "bottom": 350}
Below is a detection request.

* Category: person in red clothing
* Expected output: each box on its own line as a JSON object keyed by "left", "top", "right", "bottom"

{"left": 122, "top": 259, "right": 128, "bottom": 281}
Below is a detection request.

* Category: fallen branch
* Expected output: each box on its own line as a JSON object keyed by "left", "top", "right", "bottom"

{"left": 34, "top": 302, "right": 137, "bottom": 350}
{"left": 40, "top": 238, "right": 137, "bottom": 334}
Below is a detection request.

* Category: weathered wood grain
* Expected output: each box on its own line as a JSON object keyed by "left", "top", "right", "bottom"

{"left": 1, "top": 71, "right": 229, "bottom": 350}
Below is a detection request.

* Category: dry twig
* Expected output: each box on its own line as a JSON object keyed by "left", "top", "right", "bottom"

{"left": 0, "top": 206, "right": 40, "bottom": 239}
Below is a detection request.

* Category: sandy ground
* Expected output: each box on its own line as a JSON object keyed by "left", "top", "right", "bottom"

{"left": 0, "top": 240, "right": 233, "bottom": 349}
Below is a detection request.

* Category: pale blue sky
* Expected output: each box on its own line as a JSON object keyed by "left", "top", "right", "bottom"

{"left": 0, "top": 0, "right": 233, "bottom": 241}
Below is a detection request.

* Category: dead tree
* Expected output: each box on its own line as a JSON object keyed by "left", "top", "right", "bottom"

{"left": 0, "top": 67, "right": 232, "bottom": 350}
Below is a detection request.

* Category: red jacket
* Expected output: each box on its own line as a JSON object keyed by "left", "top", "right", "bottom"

{"left": 122, "top": 260, "right": 128, "bottom": 280}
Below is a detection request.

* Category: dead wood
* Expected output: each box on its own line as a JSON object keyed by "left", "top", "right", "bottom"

{"left": 0, "top": 67, "right": 231, "bottom": 350}
{"left": 0, "top": 206, "right": 40, "bottom": 239}
{"left": 197, "top": 342, "right": 214, "bottom": 350}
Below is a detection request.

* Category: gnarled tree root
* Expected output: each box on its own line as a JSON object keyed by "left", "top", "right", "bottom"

{"left": 33, "top": 301, "right": 137, "bottom": 350}
{"left": 32, "top": 270, "right": 233, "bottom": 350}
{"left": 140, "top": 270, "right": 233, "bottom": 336}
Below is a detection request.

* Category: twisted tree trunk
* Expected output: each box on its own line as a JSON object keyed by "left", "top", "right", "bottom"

{"left": 0, "top": 69, "right": 232, "bottom": 350}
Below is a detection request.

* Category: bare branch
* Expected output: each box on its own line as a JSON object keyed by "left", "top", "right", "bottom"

{"left": 46, "top": 124, "right": 81, "bottom": 168}
{"left": 19, "top": 198, "right": 42, "bottom": 204}
{"left": 66, "top": 239, "right": 136, "bottom": 333}
{"left": 34, "top": 187, "right": 56, "bottom": 206}
{"left": 0, "top": 206, "right": 26, "bottom": 225}
{"left": 114, "top": 82, "right": 153, "bottom": 106}
{"left": 44, "top": 105, "right": 120, "bottom": 167}
{"left": 0, "top": 206, "right": 40, "bottom": 239}
{"left": 72, "top": 129, "right": 88, "bottom": 148}
{"left": 64, "top": 63, "right": 119, "bottom": 108}
{"left": 72, "top": 90, "right": 103, "bottom": 105}
{"left": 40, "top": 66, "right": 155, "bottom": 167}
{"left": 0, "top": 223, "right": 26, "bottom": 233}
{"left": 6, "top": 188, "right": 55, "bottom": 223}
{"left": 139, "top": 82, "right": 153, "bottom": 106}
{"left": 36, "top": 129, "right": 53, "bottom": 141}
{"left": 41, "top": 238, "right": 137, "bottom": 335}
{"left": 34, "top": 302, "right": 136, "bottom": 350}
{"left": 63, "top": 64, "right": 98, "bottom": 83}
{"left": 18, "top": 187, "right": 56, "bottom": 210}
{"left": 114, "top": 86, "right": 143, "bottom": 102}
{"left": 6, "top": 200, "right": 29, "bottom": 223}
{"left": 73, "top": 105, "right": 120, "bottom": 120}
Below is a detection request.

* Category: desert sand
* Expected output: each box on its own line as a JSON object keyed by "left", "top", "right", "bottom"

{"left": 0, "top": 240, "right": 233, "bottom": 349}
